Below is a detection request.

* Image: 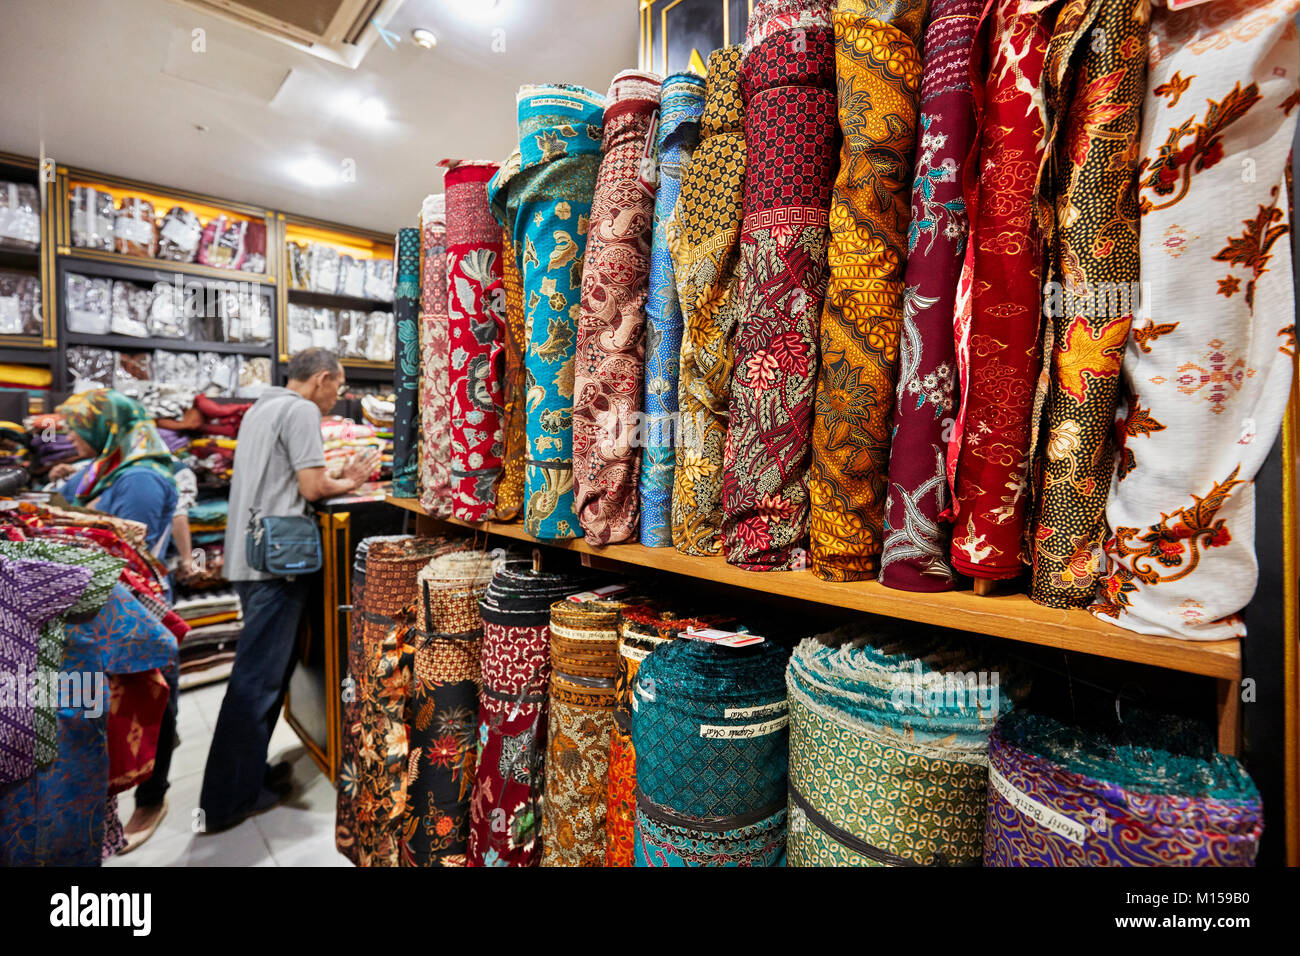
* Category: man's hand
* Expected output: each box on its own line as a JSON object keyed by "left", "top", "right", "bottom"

{"left": 341, "top": 448, "right": 380, "bottom": 489}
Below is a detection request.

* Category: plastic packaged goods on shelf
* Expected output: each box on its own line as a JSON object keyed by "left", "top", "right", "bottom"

{"left": 146, "top": 281, "right": 190, "bottom": 338}
{"left": 70, "top": 185, "right": 115, "bottom": 250}
{"left": 65, "top": 274, "right": 112, "bottom": 334}
{"left": 67, "top": 345, "right": 113, "bottom": 390}
{"left": 112, "top": 350, "right": 151, "bottom": 391}
{"left": 113, "top": 197, "right": 157, "bottom": 257}
{"left": 156, "top": 205, "right": 202, "bottom": 262}
{"left": 0, "top": 269, "right": 41, "bottom": 336}
{"left": 109, "top": 281, "right": 150, "bottom": 337}
{"left": 151, "top": 349, "right": 200, "bottom": 389}
{"left": 197, "top": 214, "right": 247, "bottom": 270}
{"left": 0, "top": 182, "right": 41, "bottom": 250}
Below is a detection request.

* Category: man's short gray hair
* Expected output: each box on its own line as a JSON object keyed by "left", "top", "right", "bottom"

{"left": 286, "top": 348, "right": 343, "bottom": 382}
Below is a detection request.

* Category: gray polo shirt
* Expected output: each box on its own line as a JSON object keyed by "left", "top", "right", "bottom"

{"left": 223, "top": 386, "right": 326, "bottom": 582}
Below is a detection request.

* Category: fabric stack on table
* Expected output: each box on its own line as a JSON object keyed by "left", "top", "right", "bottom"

{"left": 173, "top": 587, "right": 243, "bottom": 689}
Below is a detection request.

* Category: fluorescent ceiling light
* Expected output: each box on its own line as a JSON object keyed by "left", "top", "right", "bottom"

{"left": 288, "top": 157, "right": 341, "bottom": 188}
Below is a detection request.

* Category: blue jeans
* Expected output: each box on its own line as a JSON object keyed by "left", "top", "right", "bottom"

{"left": 199, "top": 578, "right": 307, "bottom": 827}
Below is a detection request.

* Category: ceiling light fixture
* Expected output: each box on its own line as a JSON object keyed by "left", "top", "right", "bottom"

{"left": 288, "top": 157, "right": 340, "bottom": 188}
{"left": 411, "top": 28, "right": 437, "bottom": 49}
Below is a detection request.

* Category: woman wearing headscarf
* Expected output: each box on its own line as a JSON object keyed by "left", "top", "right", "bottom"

{"left": 53, "top": 388, "right": 180, "bottom": 852}
{"left": 53, "top": 389, "right": 180, "bottom": 554}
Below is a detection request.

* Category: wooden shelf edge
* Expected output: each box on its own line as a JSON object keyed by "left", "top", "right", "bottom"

{"left": 385, "top": 496, "right": 1241, "bottom": 680}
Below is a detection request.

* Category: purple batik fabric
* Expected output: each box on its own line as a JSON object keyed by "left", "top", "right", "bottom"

{"left": 878, "top": 0, "right": 980, "bottom": 592}
{"left": 0, "top": 556, "right": 92, "bottom": 785}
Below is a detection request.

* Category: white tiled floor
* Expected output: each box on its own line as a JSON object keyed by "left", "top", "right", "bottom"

{"left": 105, "top": 680, "right": 349, "bottom": 868}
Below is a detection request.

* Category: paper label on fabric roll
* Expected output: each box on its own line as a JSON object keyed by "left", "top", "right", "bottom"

{"left": 699, "top": 715, "right": 788, "bottom": 739}
{"left": 683, "top": 627, "right": 764, "bottom": 647}
{"left": 723, "top": 700, "right": 788, "bottom": 719}
{"left": 989, "top": 766, "right": 1088, "bottom": 845}
{"left": 566, "top": 583, "right": 630, "bottom": 603}
{"left": 620, "top": 644, "right": 651, "bottom": 662}
{"left": 530, "top": 97, "right": 589, "bottom": 113}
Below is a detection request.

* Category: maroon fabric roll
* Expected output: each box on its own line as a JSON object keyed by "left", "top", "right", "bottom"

{"left": 572, "top": 71, "right": 663, "bottom": 545}
{"left": 721, "top": 0, "right": 838, "bottom": 571}
{"left": 879, "top": 0, "right": 981, "bottom": 592}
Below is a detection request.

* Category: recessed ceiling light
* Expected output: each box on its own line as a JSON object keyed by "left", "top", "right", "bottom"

{"left": 288, "top": 157, "right": 340, "bottom": 188}
{"left": 411, "top": 28, "right": 437, "bottom": 49}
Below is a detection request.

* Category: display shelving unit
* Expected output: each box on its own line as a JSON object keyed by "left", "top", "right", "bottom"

{"left": 276, "top": 213, "right": 395, "bottom": 385}
{"left": 0, "top": 151, "right": 56, "bottom": 387}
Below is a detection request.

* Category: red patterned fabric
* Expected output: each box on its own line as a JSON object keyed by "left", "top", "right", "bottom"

{"left": 443, "top": 161, "right": 506, "bottom": 521}
{"left": 419, "top": 194, "right": 453, "bottom": 517}
{"left": 573, "top": 71, "right": 662, "bottom": 545}
{"left": 946, "top": 0, "right": 1051, "bottom": 581}
{"left": 106, "top": 669, "right": 169, "bottom": 795}
{"left": 880, "top": 0, "right": 981, "bottom": 592}
{"left": 722, "top": 0, "right": 838, "bottom": 571}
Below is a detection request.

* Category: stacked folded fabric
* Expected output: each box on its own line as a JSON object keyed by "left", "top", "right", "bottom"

{"left": 321, "top": 416, "right": 384, "bottom": 481}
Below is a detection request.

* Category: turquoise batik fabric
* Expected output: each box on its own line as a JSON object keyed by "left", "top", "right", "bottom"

{"left": 635, "top": 802, "right": 788, "bottom": 866}
{"left": 640, "top": 73, "right": 706, "bottom": 547}
{"left": 487, "top": 84, "right": 605, "bottom": 539}
{"left": 391, "top": 227, "right": 422, "bottom": 498}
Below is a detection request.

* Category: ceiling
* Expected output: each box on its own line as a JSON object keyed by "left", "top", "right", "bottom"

{"left": 0, "top": 0, "right": 639, "bottom": 234}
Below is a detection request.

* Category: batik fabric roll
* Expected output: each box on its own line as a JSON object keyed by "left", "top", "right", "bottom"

{"left": 418, "top": 195, "right": 453, "bottom": 516}
{"left": 487, "top": 84, "right": 606, "bottom": 539}
{"left": 879, "top": 0, "right": 979, "bottom": 592}
{"left": 668, "top": 46, "right": 747, "bottom": 556}
{"left": 1091, "top": 0, "right": 1300, "bottom": 639}
{"left": 345, "top": 536, "right": 451, "bottom": 867}
{"left": 399, "top": 550, "right": 496, "bottom": 867}
{"left": 496, "top": 155, "right": 528, "bottom": 521}
{"left": 1029, "top": 0, "right": 1149, "bottom": 608}
{"left": 539, "top": 597, "right": 626, "bottom": 866}
{"left": 390, "top": 227, "right": 421, "bottom": 497}
{"left": 443, "top": 160, "right": 506, "bottom": 520}
{"left": 607, "top": 607, "right": 723, "bottom": 866}
{"left": 572, "top": 71, "right": 662, "bottom": 545}
{"left": 946, "top": 0, "right": 1051, "bottom": 581}
{"left": 337, "top": 534, "right": 409, "bottom": 864}
{"left": 807, "top": 0, "right": 924, "bottom": 582}
{"left": 641, "top": 73, "right": 706, "bottom": 547}
{"left": 722, "top": 0, "right": 838, "bottom": 570}
{"left": 468, "top": 563, "right": 591, "bottom": 865}
{"left": 786, "top": 623, "right": 1021, "bottom": 866}
{"left": 986, "top": 709, "right": 1263, "bottom": 866}
{"left": 633, "top": 637, "right": 790, "bottom": 866}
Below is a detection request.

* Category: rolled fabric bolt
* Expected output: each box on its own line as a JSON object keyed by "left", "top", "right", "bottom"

{"left": 418, "top": 195, "right": 453, "bottom": 517}
{"left": 573, "top": 70, "right": 663, "bottom": 545}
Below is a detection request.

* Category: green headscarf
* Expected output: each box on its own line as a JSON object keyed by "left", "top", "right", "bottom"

{"left": 57, "top": 389, "right": 176, "bottom": 504}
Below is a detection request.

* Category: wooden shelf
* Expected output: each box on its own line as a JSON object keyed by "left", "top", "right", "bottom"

{"left": 387, "top": 495, "right": 1242, "bottom": 680}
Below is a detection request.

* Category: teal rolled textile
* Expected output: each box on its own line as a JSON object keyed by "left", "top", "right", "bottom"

{"left": 640, "top": 72, "right": 706, "bottom": 547}
{"left": 632, "top": 636, "right": 790, "bottom": 866}
{"left": 487, "top": 84, "right": 605, "bottom": 539}
{"left": 390, "top": 227, "right": 421, "bottom": 497}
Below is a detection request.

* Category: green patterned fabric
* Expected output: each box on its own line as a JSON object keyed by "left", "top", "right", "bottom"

{"left": 786, "top": 623, "right": 1024, "bottom": 866}
{"left": 390, "top": 227, "right": 422, "bottom": 498}
{"left": 0, "top": 540, "right": 124, "bottom": 766}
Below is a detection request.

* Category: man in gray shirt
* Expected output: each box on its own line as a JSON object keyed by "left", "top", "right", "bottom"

{"left": 200, "top": 348, "right": 378, "bottom": 831}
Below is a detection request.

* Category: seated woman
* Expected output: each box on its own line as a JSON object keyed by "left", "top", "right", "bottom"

{"left": 53, "top": 389, "right": 180, "bottom": 852}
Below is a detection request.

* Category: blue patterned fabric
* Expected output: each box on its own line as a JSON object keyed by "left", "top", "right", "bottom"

{"left": 640, "top": 73, "right": 706, "bottom": 547}
{"left": 487, "top": 85, "right": 605, "bottom": 539}
{"left": 391, "top": 227, "right": 422, "bottom": 498}
{"left": 635, "top": 801, "right": 787, "bottom": 867}
{"left": 0, "top": 584, "right": 175, "bottom": 866}
{"left": 633, "top": 637, "right": 789, "bottom": 827}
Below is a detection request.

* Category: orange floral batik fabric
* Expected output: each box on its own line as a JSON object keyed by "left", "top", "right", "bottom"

{"left": 497, "top": 220, "right": 527, "bottom": 520}
{"left": 808, "top": 0, "right": 926, "bottom": 582}
{"left": 668, "top": 46, "right": 748, "bottom": 557}
{"left": 1029, "top": 0, "right": 1149, "bottom": 609}
{"left": 1090, "top": 0, "right": 1300, "bottom": 639}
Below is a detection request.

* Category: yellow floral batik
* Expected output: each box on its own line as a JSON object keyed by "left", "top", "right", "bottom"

{"left": 808, "top": 0, "right": 926, "bottom": 581}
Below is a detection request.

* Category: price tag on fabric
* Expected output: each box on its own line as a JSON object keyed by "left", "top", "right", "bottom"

{"left": 565, "top": 582, "right": 630, "bottom": 603}
{"left": 683, "top": 627, "right": 764, "bottom": 647}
